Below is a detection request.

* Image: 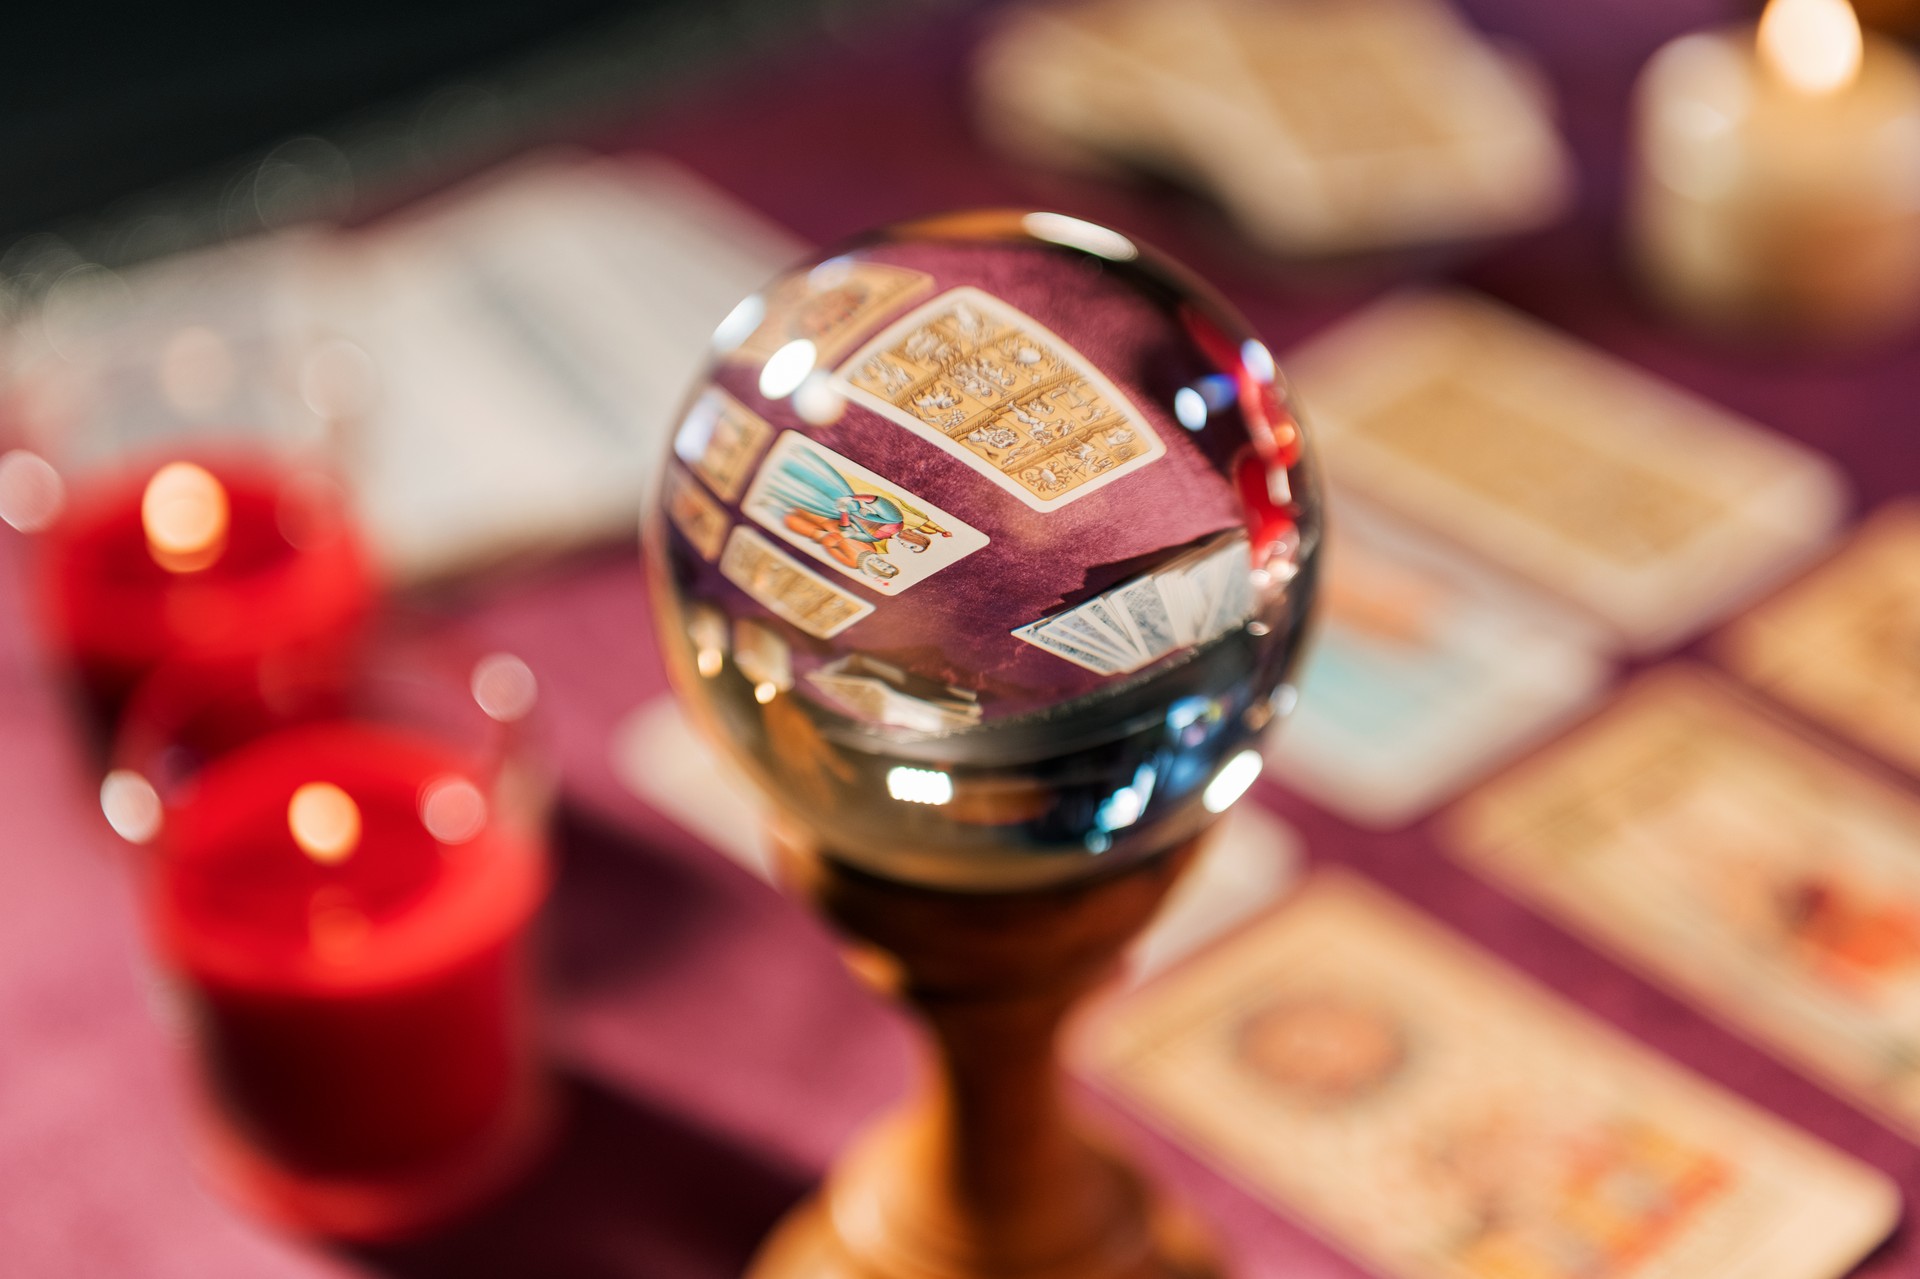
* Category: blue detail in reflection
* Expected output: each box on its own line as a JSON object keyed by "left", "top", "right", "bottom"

{"left": 1094, "top": 761, "right": 1160, "bottom": 832}
{"left": 1197, "top": 373, "right": 1238, "bottom": 411}
{"left": 1158, "top": 694, "right": 1237, "bottom": 800}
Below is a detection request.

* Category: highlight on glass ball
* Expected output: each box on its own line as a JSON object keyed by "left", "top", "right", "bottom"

{"left": 647, "top": 209, "right": 1320, "bottom": 890}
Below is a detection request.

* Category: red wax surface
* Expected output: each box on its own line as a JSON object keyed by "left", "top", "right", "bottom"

{"left": 151, "top": 721, "right": 547, "bottom": 1231}
{"left": 37, "top": 455, "right": 374, "bottom": 703}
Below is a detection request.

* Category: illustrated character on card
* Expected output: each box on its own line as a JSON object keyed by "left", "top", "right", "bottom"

{"left": 763, "top": 444, "right": 951, "bottom": 584}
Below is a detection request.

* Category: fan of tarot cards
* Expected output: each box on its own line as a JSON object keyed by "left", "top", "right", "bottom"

{"left": 645, "top": 210, "right": 1320, "bottom": 890}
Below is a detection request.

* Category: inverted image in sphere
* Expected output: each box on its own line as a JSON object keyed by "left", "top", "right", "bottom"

{"left": 648, "top": 210, "right": 1320, "bottom": 890}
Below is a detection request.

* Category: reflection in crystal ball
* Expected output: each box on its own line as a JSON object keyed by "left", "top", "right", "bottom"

{"left": 647, "top": 210, "right": 1320, "bottom": 890}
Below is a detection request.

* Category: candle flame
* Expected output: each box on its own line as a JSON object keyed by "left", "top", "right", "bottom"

{"left": 1759, "top": 0, "right": 1864, "bottom": 96}
{"left": 289, "top": 782, "right": 361, "bottom": 865}
{"left": 141, "top": 462, "right": 229, "bottom": 572}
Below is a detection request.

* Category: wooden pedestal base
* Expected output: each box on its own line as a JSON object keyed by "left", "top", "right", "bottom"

{"left": 750, "top": 834, "right": 1224, "bottom": 1279}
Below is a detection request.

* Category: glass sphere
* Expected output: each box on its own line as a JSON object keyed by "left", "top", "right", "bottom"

{"left": 646, "top": 210, "right": 1320, "bottom": 890}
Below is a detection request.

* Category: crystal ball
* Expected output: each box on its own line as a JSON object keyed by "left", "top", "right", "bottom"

{"left": 646, "top": 210, "right": 1320, "bottom": 890}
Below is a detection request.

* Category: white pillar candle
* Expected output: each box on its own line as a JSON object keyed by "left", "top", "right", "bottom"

{"left": 1630, "top": 0, "right": 1920, "bottom": 339}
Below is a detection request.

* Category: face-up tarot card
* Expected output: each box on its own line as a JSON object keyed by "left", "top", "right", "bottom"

{"left": 1265, "top": 500, "right": 1611, "bottom": 827}
{"left": 1084, "top": 871, "right": 1898, "bottom": 1279}
{"left": 740, "top": 431, "right": 989, "bottom": 596}
{"left": 1285, "top": 291, "right": 1846, "bottom": 652}
{"left": 1450, "top": 664, "right": 1920, "bottom": 1141}
{"left": 1718, "top": 501, "right": 1920, "bottom": 778}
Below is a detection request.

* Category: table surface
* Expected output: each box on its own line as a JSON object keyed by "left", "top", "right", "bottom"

{"left": 6, "top": 1, "right": 1920, "bottom": 1276}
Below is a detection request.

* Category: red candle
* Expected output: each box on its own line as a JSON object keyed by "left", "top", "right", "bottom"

{"left": 36, "top": 453, "right": 374, "bottom": 718}
{"left": 147, "top": 720, "right": 548, "bottom": 1239}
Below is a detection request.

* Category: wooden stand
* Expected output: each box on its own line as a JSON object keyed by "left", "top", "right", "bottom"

{"left": 749, "top": 832, "right": 1223, "bottom": 1279}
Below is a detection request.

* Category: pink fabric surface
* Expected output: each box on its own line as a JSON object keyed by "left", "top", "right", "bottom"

{"left": 7, "top": 1, "right": 1920, "bottom": 1276}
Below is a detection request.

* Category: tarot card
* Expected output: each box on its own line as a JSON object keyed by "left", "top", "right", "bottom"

{"left": 805, "top": 654, "right": 982, "bottom": 733}
{"left": 1073, "top": 595, "right": 1136, "bottom": 654}
{"left": 1210, "top": 548, "right": 1255, "bottom": 638}
{"left": 724, "top": 258, "right": 933, "bottom": 368}
{"left": 1036, "top": 609, "right": 1134, "bottom": 667}
{"left": 718, "top": 525, "right": 873, "bottom": 639}
{"left": 1085, "top": 871, "right": 1898, "bottom": 1279}
{"left": 1165, "top": 535, "right": 1253, "bottom": 641}
{"left": 673, "top": 387, "right": 774, "bottom": 502}
{"left": 1449, "top": 665, "right": 1920, "bottom": 1140}
{"left": 1286, "top": 291, "right": 1846, "bottom": 651}
{"left": 741, "top": 431, "right": 989, "bottom": 595}
{"left": 611, "top": 696, "right": 780, "bottom": 881}
{"left": 1718, "top": 502, "right": 1920, "bottom": 777}
{"left": 662, "top": 465, "right": 729, "bottom": 560}
{"left": 1012, "top": 618, "right": 1124, "bottom": 675}
{"left": 1109, "top": 574, "right": 1181, "bottom": 657}
{"left": 611, "top": 696, "right": 1298, "bottom": 964}
{"left": 837, "top": 286, "right": 1165, "bottom": 511}
{"left": 1265, "top": 500, "right": 1611, "bottom": 828}
{"left": 1015, "top": 532, "right": 1254, "bottom": 674}
{"left": 1125, "top": 803, "right": 1300, "bottom": 981}
{"left": 731, "top": 619, "right": 793, "bottom": 695}
{"left": 973, "top": 0, "right": 1571, "bottom": 256}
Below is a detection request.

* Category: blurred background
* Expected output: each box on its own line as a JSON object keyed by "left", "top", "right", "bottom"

{"left": 8, "top": 0, "right": 1920, "bottom": 1276}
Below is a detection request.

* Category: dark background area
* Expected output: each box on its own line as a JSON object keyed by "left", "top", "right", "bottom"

{"left": 0, "top": 0, "right": 908, "bottom": 275}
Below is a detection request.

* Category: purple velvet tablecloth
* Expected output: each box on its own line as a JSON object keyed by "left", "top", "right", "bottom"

{"left": 6, "top": 1, "right": 1920, "bottom": 1275}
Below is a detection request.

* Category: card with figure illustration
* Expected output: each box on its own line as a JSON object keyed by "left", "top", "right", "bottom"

{"left": 741, "top": 432, "right": 988, "bottom": 594}
{"left": 837, "top": 286, "right": 1164, "bottom": 510}
{"left": 1449, "top": 665, "right": 1920, "bottom": 1140}
{"left": 1085, "top": 872, "right": 1898, "bottom": 1279}
{"left": 1285, "top": 291, "right": 1846, "bottom": 651}
{"left": 1718, "top": 502, "right": 1920, "bottom": 777}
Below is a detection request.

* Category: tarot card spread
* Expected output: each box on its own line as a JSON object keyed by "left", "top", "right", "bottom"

{"left": 1718, "top": 502, "right": 1920, "bottom": 778}
{"left": 837, "top": 286, "right": 1165, "bottom": 510}
{"left": 1287, "top": 291, "right": 1846, "bottom": 651}
{"left": 1013, "top": 534, "right": 1254, "bottom": 674}
{"left": 718, "top": 526, "right": 873, "bottom": 640}
{"left": 1450, "top": 665, "right": 1920, "bottom": 1141}
{"left": 1085, "top": 872, "right": 1898, "bottom": 1279}
{"left": 741, "top": 432, "right": 989, "bottom": 594}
